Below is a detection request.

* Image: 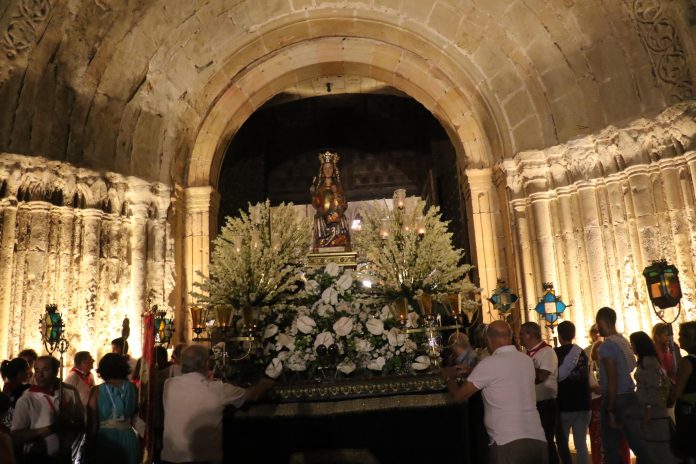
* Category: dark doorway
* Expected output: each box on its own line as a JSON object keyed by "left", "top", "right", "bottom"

{"left": 217, "top": 92, "right": 470, "bottom": 259}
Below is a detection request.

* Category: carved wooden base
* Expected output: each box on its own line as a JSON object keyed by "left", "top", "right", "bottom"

{"left": 306, "top": 251, "right": 357, "bottom": 268}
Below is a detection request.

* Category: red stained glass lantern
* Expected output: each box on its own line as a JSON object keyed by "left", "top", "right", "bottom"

{"left": 642, "top": 260, "right": 682, "bottom": 310}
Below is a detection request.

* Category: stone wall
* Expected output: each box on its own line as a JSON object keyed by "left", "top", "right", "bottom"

{"left": 500, "top": 101, "right": 696, "bottom": 342}
{"left": 0, "top": 154, "right": 175, "bottom": 360}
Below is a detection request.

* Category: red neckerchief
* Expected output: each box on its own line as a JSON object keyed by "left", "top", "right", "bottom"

{"left": 70, "top": 367, "right": 93, "bottom": 387}
{"left": 526, "top": 341, "right": 550, "bottom": 358}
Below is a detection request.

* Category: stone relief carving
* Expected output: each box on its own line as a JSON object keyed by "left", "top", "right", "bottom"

{"left": 632, "top": 0, "right": 695, "bottom": 102}
{"left": 502, "top": 101, "right": 696, "bottom": 197}
{"left": 2, "top": 0, "right": 51, "bottom": 60}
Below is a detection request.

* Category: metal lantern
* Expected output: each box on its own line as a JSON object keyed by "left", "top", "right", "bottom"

{"left": 40, "top": 304, "right": 66, "bottom": 354}
{"left": 154, "top": 306, "right": 175, "bottom": 347}
{"left": 488, "top": 279, "right": 519, "bottom": 317}
{"left": 190, "top": 305, "right": 206, "bottom": 339}
{"left": 643, "top": 260, "right": 682, "bottom": 309}
{"left": 534, "top": 283, "right": 567, "bottom": 327}
{"left": 214, "top": 304, "right": 234, "bottom": 333}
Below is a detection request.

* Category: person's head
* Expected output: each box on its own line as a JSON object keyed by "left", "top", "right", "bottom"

{"left": 321, "top": 162, "right": 334, "bottom": 179}
{"left": 678, "top": 321, "right": 696, "bottom": 354}
{"left": 171, "top": 343, "right": 187, "bottom": 365}
{"left": 0, "top": 357, "right": 30, "bottom": 384}
{"left": 595, "top": 307, "right": 617, "bottom": 336}
{"left": 557, "top": 321, "right": 576, "bottom": 345}
{"left": 484, "top": 320, "right": 513, "bottom": 354}
{"left": 652, "top": 323, "right": 673, "bottom": 347}
{"left": 111, "top": 337, "right": 125, "bottom": 355}
{"left": 629, "top": 331, "right": 657, "bottom": 368}
{"left": 519, "top": 322, "right": 542, "bottom": 349}
{"left": 180, "top": 345, "right": 212, "bottom": 375}
{"left": 33, "top": 356, "right": 59, "bottom": 389}
{"left": 588, "top": 324, "right": 600, "bottom": 343}
{"left": 18, "top": 348, "right": 38, "bottom": 379}
{"left": 73, "top": 351, "right": 94, "bottom": 373}
{"left": 448, "top": 332, "right": 471, "bottom": 355}
{"left": 97, "top": 353, "right": 131, "bottom": 381}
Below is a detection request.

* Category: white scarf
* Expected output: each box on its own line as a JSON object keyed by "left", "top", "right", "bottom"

{"left": 607, "top": 334, "right": 637, "bottom": 372}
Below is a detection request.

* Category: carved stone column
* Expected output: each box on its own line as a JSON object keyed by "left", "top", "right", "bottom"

{"left": 0, "top": 199, "right": 17, "bottom": 358}
{"left": 464, "top": 168, "right": 506, "bottom": 322}
{"left": 184, "top": 186, "right": 221, "bottom": 340}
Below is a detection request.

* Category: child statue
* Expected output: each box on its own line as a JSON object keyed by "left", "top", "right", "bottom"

{"left": 310, "top": 151, "right": 351, "bottom": 252}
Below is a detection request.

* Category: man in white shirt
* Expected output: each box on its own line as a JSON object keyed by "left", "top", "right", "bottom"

{"left": 520, "top": 321, "right": 564, "bottom": 464}
{"left": 162, "top": 345, "right": 273, "bottom": 464}
{"left": 442, "top": 320, "right": 547, "bottom": 464}
{"left": 63, "top": 351, "right": 95, "bottom": 407}
{"left": 11, "top": 356, "right": 85, "bottom": 463}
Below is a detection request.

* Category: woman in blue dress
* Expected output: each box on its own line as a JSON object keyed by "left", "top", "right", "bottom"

{"left": 87, "top": 353, "right": 139, "bottom": 464}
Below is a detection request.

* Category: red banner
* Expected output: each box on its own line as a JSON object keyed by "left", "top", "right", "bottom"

{"left": 139, "top": 312, "right": 155, "bottom": 463}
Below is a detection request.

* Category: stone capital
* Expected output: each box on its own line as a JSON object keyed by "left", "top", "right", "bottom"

{"left": 185, "top": 186, "right": 221, "bottom": 215}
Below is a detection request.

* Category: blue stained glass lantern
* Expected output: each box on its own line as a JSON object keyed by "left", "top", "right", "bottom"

{"left": 488, "top": 279, "right": 519, "bottom": 316}
{"left": 534, "top": 283, "right": 567, "bottom": 327}
{"left": 642, "top": 260, "right": 682, "bottom": 310}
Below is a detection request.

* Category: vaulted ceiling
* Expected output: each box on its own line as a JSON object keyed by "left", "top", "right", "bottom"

{"left": 0, "top": 0, "right": 693, "bottom": 186}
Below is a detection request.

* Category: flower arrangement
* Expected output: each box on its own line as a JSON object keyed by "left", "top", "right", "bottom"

{"left": 244, "top": 264, "right": 436, "bottom": 381}
{"left": 195, "top": 201, "right": 311, "bottom": 309}
{"left": 352, "top": 193, "right": 478, "bottom": 310}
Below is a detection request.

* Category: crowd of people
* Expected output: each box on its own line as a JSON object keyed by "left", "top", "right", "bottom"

{"left": 0, "top": 339, "right": 272, "bottom": 464}
{"left": 442, "top": 307, "right": 696, "bottom": 464}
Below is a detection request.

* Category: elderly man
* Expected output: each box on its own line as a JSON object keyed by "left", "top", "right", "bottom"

{"left": 519, "top": 321, "right": 565, "bottom": 464}
{"left": 445, "top": 332, "right": 478, "bottom": 370}
{"left": 64, "top": 351, "right": 95, "bottom": 408}
{"left": 442, "top": 320, "right": 547, "bottom": 464}
{"left": 162, "top": 345, "right": 273, "bottom": 464}
{"left": 11, "top": 356, "right": 85, "bottom": 464}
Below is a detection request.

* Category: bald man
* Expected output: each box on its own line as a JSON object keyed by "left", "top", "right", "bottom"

{"left": 442, "top": 321, "right": 548, "bottom": 464}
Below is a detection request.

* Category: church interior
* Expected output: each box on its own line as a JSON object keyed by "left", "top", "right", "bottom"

{"left": 1, "top": 0, "right": 696, "bottom": 461}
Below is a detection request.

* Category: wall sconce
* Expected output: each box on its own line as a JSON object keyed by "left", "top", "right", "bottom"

{"left": 534, "top": 282, "right": 567, "bottom": 328}
{"left": 488, "top": 279, "right": 519, "bottom": 318}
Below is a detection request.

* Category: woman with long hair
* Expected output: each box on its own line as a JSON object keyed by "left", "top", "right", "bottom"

{"left": 630, "top": 331, "right": 679, "bottom": 464}
{"left": 0, "top": 358, "right": 30, "bottom": 430}
{"left": 652, "top": 323, "right": 681, "bottom": 384}
{"left": 87, "top": 353, "right": 139, "bottom": 464}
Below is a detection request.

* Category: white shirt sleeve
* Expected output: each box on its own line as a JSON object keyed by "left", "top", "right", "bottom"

{"left": 467, "top": 357, "right": 494, "bottom": 391}
{"left": 10, "top": 395, "right": 31, "bottom": 431}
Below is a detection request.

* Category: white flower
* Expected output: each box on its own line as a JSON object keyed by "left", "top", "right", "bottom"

{"left": 337, "top": 360, "right": 356, "bottom": 375}
{"left": 277, "top": 351, "right": 290, "bottom": 361}
{"left": 305, "top": 280, "right": 320, "bottom": 295}
{"left": 354, "top": 338, "right": 373, "bottom": 352}
{"left": 276, "top": 333, "right": 295, "bottom": 351}
{"left": 406, "top": 312, "right": 419, "bottom": 328}
{"left": 297, "top": 315, "right": 316, "bottom": 334}
{"left": 367, "top": 356, "right": 386, "bottom": 371}
{"left": 263, "top": 324, "right": 278, "bottom": 339}
{"left": 366, "top": 318, "right": 384, "bottom": 336}
{"left": 412, "top": 355, "right": 431, "bottom": 371}
{"left": 380, "top": 305, "right": 391, "bottom": 320}
{"left": 336, "top": 272, "right": 353, "bottom": 291}
{"left": 336, "top": 301, "right": 352, "bottom": 313}
{"left": 321, "top": 287, "right": 338, "bottom": 305}
{"left": 317, "top": 303, "right": 335, "bottom": 317}
{"left": 387, "top": 327, "right": 406, "bottom": 347}
{"left": 333, "top": 317, "right": 353, "bottom": 337}
{"left": 314, "top": 331, "right": 335, "bottom": 350}
{"left": 287, "top": 354, "right": 307, "bottom": 371}
{"left": 402, "top": 339, "right": 417, "bottom": 353}
{"left": 325, "top": 262, "right": 340, "bottom": 277}
{"left": 265, "top": 358, "right": 283, "bottom": 379}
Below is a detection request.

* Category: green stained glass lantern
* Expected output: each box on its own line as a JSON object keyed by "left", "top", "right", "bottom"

{"left": 154, "top": 306, "right": 175, "bottom": 347}
{"left": 40, "top": 304, "right": 65, "bottom": 354}
{"left": 643, "top": 260, "right": 682, "bottom": 310}
{"left": 534, "top": 283, "right": 567, "bottom": 327}
{"left": 488, "top": 279, "right": 519, "bottom": 316}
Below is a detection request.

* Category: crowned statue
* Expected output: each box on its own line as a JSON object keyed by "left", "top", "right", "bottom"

{"left": 310, "top": 151, "right": 351, "bottom": 252}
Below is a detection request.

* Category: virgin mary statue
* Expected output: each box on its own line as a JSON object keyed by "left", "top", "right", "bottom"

{"left": 310, "top": 151, "right": 351, "bottom": 252}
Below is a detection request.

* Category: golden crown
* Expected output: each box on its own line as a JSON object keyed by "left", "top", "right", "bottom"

{"left": 318, "top": 151, "right": 340, "bottom": 164}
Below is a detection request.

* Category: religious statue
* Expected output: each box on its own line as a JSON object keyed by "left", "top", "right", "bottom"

{"left": 310, "top": 151, "right": 351, "bottom": 252}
